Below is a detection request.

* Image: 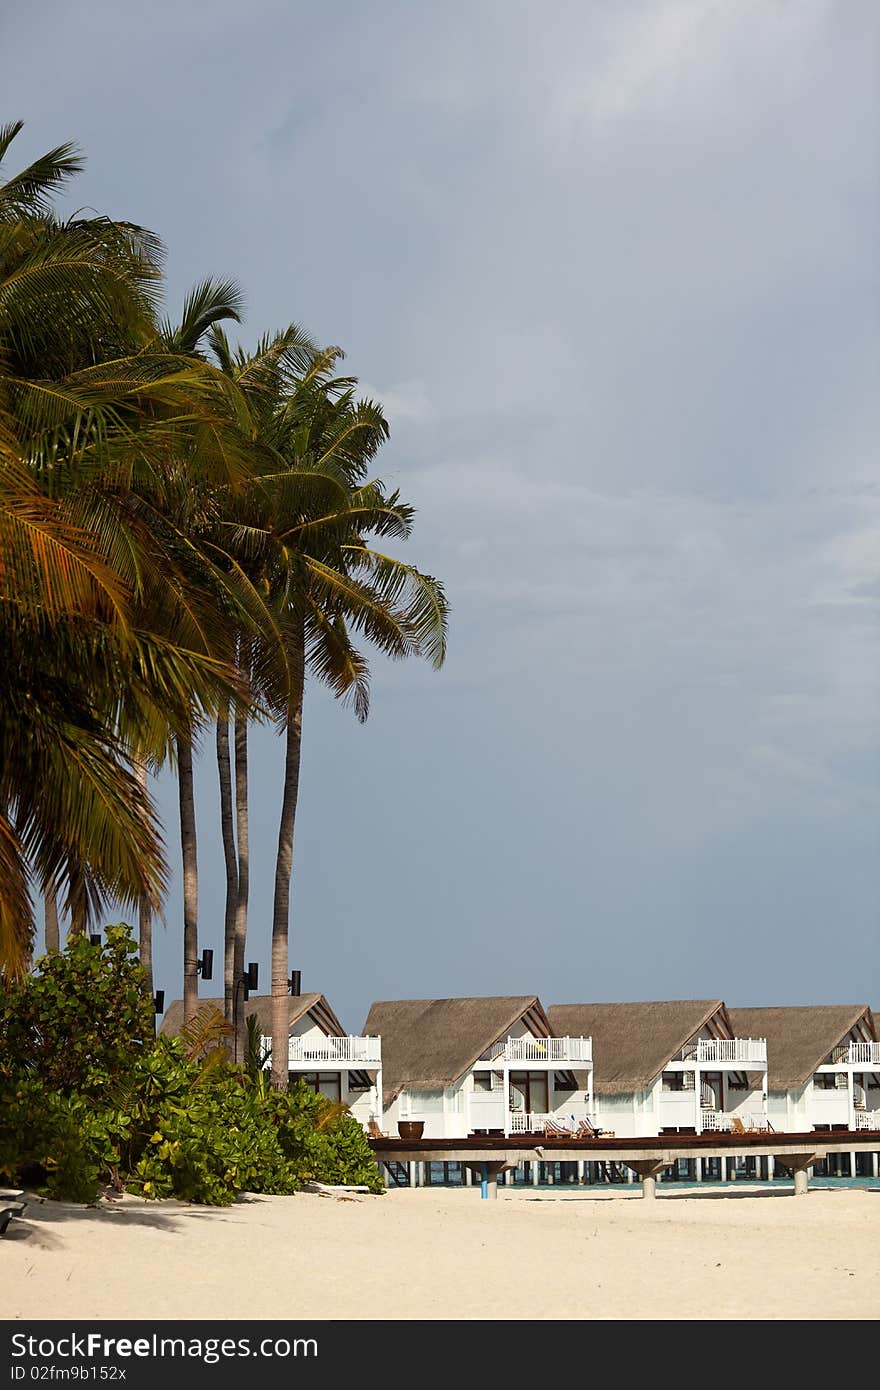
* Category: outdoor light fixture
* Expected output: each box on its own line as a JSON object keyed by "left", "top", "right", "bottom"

{"left": 89, "top": 933, "right": 101, "bottom": 946}
{"left": 196, "top": 948, "right": 213, "bottom": 981}
{"left": 153, "top": 990, "right": 165, "bottom": 1015}
{"left": 231, "top": 963, "right": 260, "bottom": 1063}
{"left": 288, "top": 969, "right": 301, "bottom": 997}
{"left": 239, "top": 962, "right": 259, "bottom": 1001}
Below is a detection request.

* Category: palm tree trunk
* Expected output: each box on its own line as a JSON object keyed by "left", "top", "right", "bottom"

{"left": 44, "top": 887, "right": 60, "bottom": 953}
{"left": 233, "top": 703, "right": 250, "bottom": 1060}
{"left": 271, "top": 626, "right": 305, "bottom": 1090}
{"left": 177, "top": 727, "right": 199, "bottom": 1026}
{"left": 216, "top": 715, "right": 237, "bottom": 1025}
{"left": 68, "top": 872, "right": 86, "bottom": 940}
{"left": 134, "top": 757, "right": 153, "bottom": 996}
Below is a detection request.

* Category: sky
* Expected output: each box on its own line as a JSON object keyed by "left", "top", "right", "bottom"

{"left": 7, "top": 1, "right": 880, "bottom": 1029}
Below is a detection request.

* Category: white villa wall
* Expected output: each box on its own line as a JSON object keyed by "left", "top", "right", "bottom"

{"left": 594, "top": 1092, "right": 642, "bottom": 1137}
{"left": 725, "top": 1084, "right": 766, "bottom": 1119}
{"left": 809, "top": 1086, "right": 851, "bottom": 1128}
{"left": 289, "top": 1016, "right": 327, "bottom": 1042}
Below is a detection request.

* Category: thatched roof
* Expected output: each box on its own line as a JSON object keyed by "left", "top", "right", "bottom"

{"left": 159, "top": 993, "right": 346, "bottom": 1039}
{"left": 363, "top": 996, "right": 550, "bottom": 1105}
{"left": 727, "top": 1005, "right": 875, "bottom": 1091}
{"left": 547, "top": 1001, "right": 728, "bottom": 1094}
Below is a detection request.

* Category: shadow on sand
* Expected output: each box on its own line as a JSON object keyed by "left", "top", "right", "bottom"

{"left": 3, "top": 1193, "right": 262, "bottom": 1245}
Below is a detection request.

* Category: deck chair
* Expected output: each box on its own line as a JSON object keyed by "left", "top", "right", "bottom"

{"left": 366, "top": 1118, "right": 385, "bottom": 1139}
{"left": 575, "top": 1118, "right": 598, "bottom": 1138}
{"left": 543, "top": 1117, "right": 570, "bottom": 1138}
{"left": 730, "top": 1116, "right": 747, "bottom": 1135}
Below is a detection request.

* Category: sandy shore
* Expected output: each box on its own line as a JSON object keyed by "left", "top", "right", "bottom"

{"left": 2, "top": 1185, "right": 878, "bottom": 1321}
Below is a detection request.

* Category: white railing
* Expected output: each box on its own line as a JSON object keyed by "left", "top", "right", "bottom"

{"left": 700, "top": 1112, "right": 772, "bottom": 1132}
{"left": 482, "top": 1035, "right": 593, "bottom": 1064}
{"left": 831, "top": 1042, "right": 880, "bottom": 1066}
{"left": 853, "top": 1111, "right": 880, "bottom": 1131}
{"left": 508, "top": 1111, "right": 599, "bottom": 1135}
{"left": 285, "top": 1035, "right": 381, "bottom": 1066}
{"left": 682, "top": 1038, "right": 767, "bottom": 1065}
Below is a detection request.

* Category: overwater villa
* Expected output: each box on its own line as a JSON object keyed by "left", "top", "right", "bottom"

{"left": 363, "top": 996, "right": 594, "bottom": 1139}
{"left": 547, "top": 1000, "right": 769, "bottom": 1137}
{"left": 160, "top": 993, "right": 383, "bottom": 1128}
{"left": 728, "top": 1005, "right": 880, "bottom": 1171}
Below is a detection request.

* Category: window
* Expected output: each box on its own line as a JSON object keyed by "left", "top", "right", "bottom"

{"left": 509, "top": 1072, "right": 548, "bottom": 1114}
{"left": 297, "top": 1072, "right": 342, "bottom": 1103}
{"left": 813, "top": 1073, "right": 839, "bottom": 1090}
{"left": 662, "top": 1072, "right": 686, "bottom": 1092}
{"left": 472, "top": 1073, "right": 494, "bottom": 1093}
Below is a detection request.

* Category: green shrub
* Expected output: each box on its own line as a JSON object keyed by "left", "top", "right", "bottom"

{"left": 0, "top": 937, "right": 384, "bottom": 1204}
{"left": 0, "top": 924, "right": 154, "bottom": 1094}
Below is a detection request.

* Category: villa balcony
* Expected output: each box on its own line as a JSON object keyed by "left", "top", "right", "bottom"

{"left": 508, "top": 1111, "right": 600, "bottom": 1136}
{"left": 481, "top": 1036, "right": 593, "bottom": 1066}
{"left": 830, "top": 1042, "right": 880, "bottom": 1067}
{"left": 853, "top": 1111, "right": 880, "bottom": 1131}
{"left": 286, "top": 1035, "right": 381, "bottom": 1067}
{"left": 679, "top": 1038, "right": 767, "bottom": 1066}
{"left": 700, "top": 1111, "right": 772, "bottom": 1133}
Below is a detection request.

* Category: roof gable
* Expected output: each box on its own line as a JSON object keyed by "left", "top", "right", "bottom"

{"left": 159, "top": 992, "right": 345, "bottom": 1040}
{"left": 727, "top": 1005, "right": 874, "bottom": 1091}
{"left": 547, "top": 1000, "right": 727, "bottom": 1094}
{"left": 363, "top": 996, "right": 548, "bottom": 1104}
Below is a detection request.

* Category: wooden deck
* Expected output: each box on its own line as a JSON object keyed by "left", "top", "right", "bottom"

{"left": 368, "top": 1129, "right": 880, "bottom": 1199}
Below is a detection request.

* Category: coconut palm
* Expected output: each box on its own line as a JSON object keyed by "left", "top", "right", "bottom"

{"left": 208, "top": 352, "right": 448, "bottom": 1086}
{"left": 0, "top": 123, "right": 255, "bottom": 973}
{"left": 205, "top": 324, "right": 318, "bottom": 1039}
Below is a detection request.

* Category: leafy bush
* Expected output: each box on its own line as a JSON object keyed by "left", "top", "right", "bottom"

{"left": 0, "top": 930, "right": 383, "bottom": 1203}
{"left": 0, "top": 924, "right": 154, "bottom": 1094}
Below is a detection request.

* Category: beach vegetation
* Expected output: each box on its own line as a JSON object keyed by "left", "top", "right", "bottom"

{"left": 0, "top": 928, "right": 383, "bottom": 1202}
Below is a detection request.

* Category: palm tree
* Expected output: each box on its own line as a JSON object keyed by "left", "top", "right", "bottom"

{"left": 0, "top": 123, "right": 257, "bottom": 973}
{"left": 221, "top": 357, "right": 449, "bottom": 1087}
{"left": 206, "top": 324, "right": 318, "bottom": 1045}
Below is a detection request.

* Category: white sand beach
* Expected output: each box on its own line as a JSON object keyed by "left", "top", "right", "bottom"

{"left": 2, "top": 1185, "right": 878, "bottom": 1322}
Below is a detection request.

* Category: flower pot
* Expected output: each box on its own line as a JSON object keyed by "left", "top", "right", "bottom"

{"left": 397, "top": 1120, "right": 424, "bottom": 1140}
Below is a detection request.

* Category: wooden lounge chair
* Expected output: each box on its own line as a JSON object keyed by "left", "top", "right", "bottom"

{"left": 543, "top": 1117, "right": 570, "bottom": 1138}
{"left": 366, "top": 1119, "right": 385, "bottom": 1139}
{"left": 575, "top": 1118, "right": 599, "bottom": 1138}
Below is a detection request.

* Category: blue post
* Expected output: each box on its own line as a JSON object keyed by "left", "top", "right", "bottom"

{"left": 481, "top": 1161, "right": 488, "bottom": 1199}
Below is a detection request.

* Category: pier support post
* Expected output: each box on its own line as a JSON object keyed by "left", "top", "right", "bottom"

{"left": 466, "top": 1160, "right": 509, "bottom": 1200}
{"left": 627, "top": 1158, "right": 667, "bottom": 1200}
{"left": 784, "top": 1153, "right": 819, "bottom": 1196}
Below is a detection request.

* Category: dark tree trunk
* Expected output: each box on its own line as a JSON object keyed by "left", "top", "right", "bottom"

{"left": 44, "top": 887, "right": 60, "bottom": 953}
{"left": 233, "top": 703, "right": 250, "bottom": 1061}
{"left": 177, "top": 727, "right": 199, "bottom": 1026}
{"left": 134, "top": 757, "right": 153, "bottom": 996}
{"left": 271, "top": 625, "right": 305, "bottom": 1090}
{"left": 216, "top": 714, "right": 238, "bottom": 1026}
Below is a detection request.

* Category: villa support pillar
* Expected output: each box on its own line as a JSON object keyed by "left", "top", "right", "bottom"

{"left": 784, "top": 1153, "right": 818, "bottom": 1196}
{"left": 626, "top": 1158, "right": 666, "bottom": 1200}
{"left": 466, "top": 1161, "right": 510, "bottom": 1200}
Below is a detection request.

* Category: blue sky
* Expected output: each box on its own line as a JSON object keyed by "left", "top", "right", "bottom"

{"left": 8, "top": 1, "right": 879, "bottom": 1027}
